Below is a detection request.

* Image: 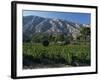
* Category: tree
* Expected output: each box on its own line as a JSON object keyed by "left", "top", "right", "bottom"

{"left": 80, "top": 27, "right": 90, "bottom": 41}
{"left": 58, "top": 34, "right": 65, "bottom": 42}
{"left": 42, "top": 40, "right": 49, "bottom": 46}
{"left": 49, "top": 34, "right": 53, "bottom": 42}
{"left": 76, "top": 35, "right": 83, "bottom": 41}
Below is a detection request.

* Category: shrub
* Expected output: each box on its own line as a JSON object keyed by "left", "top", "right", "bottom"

{"left": 42, "top": 40, "right": 49, "bottom": 46}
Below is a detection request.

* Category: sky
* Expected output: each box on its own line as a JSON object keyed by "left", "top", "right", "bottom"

{"left": 23, "top": 10, "right": 91, "bottom": 24}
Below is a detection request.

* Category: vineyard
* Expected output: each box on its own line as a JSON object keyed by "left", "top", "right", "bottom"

{"left": 23, "top": 42, "right": 90, "bottom": 69}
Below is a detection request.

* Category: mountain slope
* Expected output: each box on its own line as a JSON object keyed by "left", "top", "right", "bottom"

{"left": 23, "top": 15, "right": 90, "bottom": 41}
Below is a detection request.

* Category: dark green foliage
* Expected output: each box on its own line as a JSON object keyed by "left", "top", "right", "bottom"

{"left": 57, "top": 34, "right": 65, "bottom": 42}
{"left": 42, "top": 40, "right": 49, "bottom": 46}
{"left": 79, "top": 27, "right": 90, "bottom": 41}
{"left": 80, "top": 27, "right": 90, "bottom": 36}
{"left": 30, "top": 33, "right": 74, "bottom": 45}
{"left": 23, "top": 42, "right": 90, "bottom": 68}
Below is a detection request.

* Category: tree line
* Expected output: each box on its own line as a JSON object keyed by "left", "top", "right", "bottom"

{"left": 24, "top": 27, "right": 90, "bottom": 45}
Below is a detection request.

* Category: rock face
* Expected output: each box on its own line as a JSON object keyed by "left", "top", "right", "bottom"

{"left": 23, "top": 15, "right": 90, "bottom": 41}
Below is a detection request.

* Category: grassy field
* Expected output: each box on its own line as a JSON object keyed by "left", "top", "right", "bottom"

{"left": 23, "top": 42, "right": 90, "bottom": 69}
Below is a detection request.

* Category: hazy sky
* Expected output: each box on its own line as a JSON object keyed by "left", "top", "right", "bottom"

{"left": 23, "top": 10, "right": 91, "bottom": 24}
